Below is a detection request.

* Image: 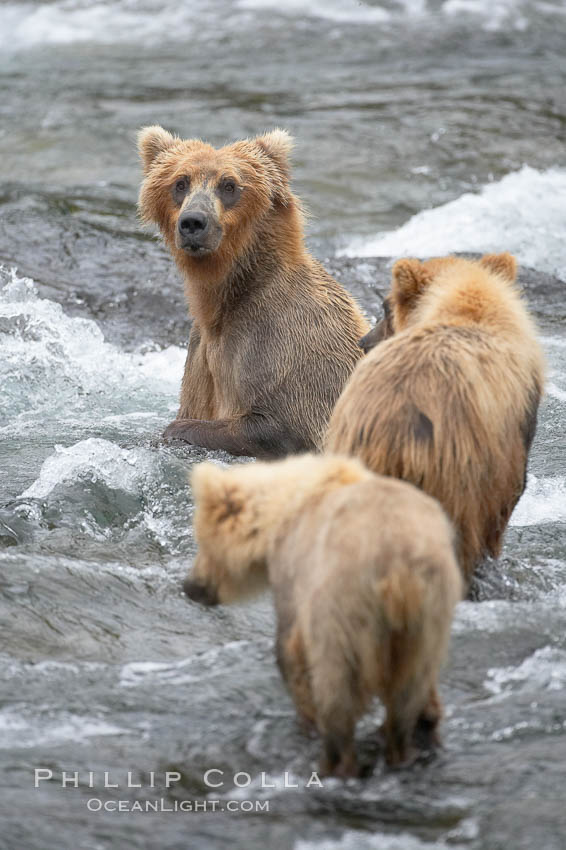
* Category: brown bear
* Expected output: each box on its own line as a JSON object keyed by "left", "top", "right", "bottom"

{"left": 326, "top": 253, "right": 545, "bottom": 584}
{"left": 183, "top": 453, "right": 462, "bottom": 777}
{"left": 137, "top": 126, "right": 368, "bottom": 458}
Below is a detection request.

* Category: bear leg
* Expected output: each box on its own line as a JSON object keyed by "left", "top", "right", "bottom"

{"left": 312, "top": 680, "right": 360, "bottom": 778}
{"left": 320, "top": 730, "right": 359, "bottom": 779}
{"left": 163, "top": 415, "right": 309, "bottom": 459}
{"left": 383, "top": 685, "right": 427, "bottom": 768}
{"left": 412, "top": 684, "right": 442, "bottom": 752}
{"left": 277, "top": 624, "right": 317, "bottom": 730}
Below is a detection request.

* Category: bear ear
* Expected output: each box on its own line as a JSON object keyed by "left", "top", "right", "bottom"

{"left": 191, "top": 463, "right": 246, "bottom": 525}
{"left": 391, "top": 258, "right": 431, "bottom": 308}
{"left": 138, "top": 125, "right": 177, "bottom": 175}
{"left": 479, "top": 252, "right": 518, "bottom": 282}
{"left": 254, "top": 129, "right": 293, "bottom": 179}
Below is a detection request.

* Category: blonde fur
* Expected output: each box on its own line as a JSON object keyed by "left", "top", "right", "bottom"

{"left": 326, "top": 253, "right": 545, "bottom": 583}
{"left": 186, "top": 454, "right": 462, "bottom": 776}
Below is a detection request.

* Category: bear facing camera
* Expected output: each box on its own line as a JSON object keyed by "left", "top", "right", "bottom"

{"left": 138, "top": 127, "right": 368, "bottom": 458}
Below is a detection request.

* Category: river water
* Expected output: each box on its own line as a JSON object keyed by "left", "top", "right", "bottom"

{"left": 0, "top": 1, "right": 565, "bottom": 848}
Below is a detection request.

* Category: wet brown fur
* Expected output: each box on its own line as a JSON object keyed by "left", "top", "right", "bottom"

{"left": 138, "top": 127, "right": 368, "bottom": 457}
{"left": 326, "top": 253, "right": 545, "bottom": 583}
{"left": 185, "top": 454, "right": 461, "bottom": 776}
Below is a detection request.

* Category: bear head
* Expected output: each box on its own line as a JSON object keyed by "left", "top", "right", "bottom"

{"left": 137, "top": 126, "right": 295, "bottom": 271}
{"left": 360, "top": 252, "right": 518, "bottom": 350}
{"left": 184, "top": 453, "right": 369, "bottom": 605}
{"left": 183, "top": 462, "right": 269, "bottom": 606}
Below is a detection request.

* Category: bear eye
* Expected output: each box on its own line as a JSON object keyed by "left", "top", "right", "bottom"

{"left": 217, "top": 178, "right": 241, "bottom": 208}
{"left": 175, "top": 178, "right": 188, "bottom": 194}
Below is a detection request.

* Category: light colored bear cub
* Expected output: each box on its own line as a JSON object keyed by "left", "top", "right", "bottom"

{"left": 184, "top": 454, "right": 462, "bottom": 777}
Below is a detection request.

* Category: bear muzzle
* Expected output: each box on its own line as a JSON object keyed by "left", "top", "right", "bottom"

{"left": 359, "top": 316, "right": 393, "bottom": 353}
{"left": 183, "top": 576, "right": 219, "bottom": 606}
{"left": 176, "top": 193, "right": 223, "bottom": 256}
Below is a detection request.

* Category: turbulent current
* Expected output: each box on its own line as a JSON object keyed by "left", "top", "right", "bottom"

{"left": 0, "top": 2, "right": 565, "bottom": 849}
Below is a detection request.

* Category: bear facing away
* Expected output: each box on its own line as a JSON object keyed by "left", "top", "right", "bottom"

{"left": 137, "top": 127, "right": 368, "bottom": 458}
{"left": 326, "top": 253, "right": 545, "bottom": 584}
{"left": 184, "top": 454, "right": 462, "bottom": 777}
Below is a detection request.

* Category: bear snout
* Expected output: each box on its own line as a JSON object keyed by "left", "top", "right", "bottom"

{"left": 183, "top": 576, "right": 219, "bottom": 606}
{"left": 176, "top": 208, "right": 223, "bottom": 255}
{"left": 176, "top": 190, "right": 223, "bottom": 255}
{"left": 177, "top": 209, "right": 211, "bottom": 254}
{"left": 178, "top": 210, "right": 209, "bottom": 238}
{"left": 359, "top": 323, "right": 382, "bottom": 353}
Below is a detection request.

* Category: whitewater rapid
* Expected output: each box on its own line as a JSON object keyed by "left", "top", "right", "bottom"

{"left": 342, "top": 166, "right": 566, "bottom": 279}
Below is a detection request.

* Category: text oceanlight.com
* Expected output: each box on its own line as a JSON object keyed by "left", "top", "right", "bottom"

{"left": 86, "top": 799, "right": 270, "bottom": 813}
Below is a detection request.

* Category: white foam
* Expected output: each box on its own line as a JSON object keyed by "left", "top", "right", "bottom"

{"left": 237, "top": 0, "right": 396, "bottom": 24}
{"left": 240, "top": 0, "right": 558, "bottom": 30}
{"left": 0, "top": 266, "right": 184, "bottom": 425}
{"left": 3, "top": 0, "right": 560, "bottom": 50}
{"left": 0, "top": 1, "right": 198, "bottom": 48}
{"left": 510, "top": 475, "right": 566, "bottom": 527}
{"left": 543, "top": 336, "right": 566, "bottom": 349}
{"left": 485, "top": 646, "right": 566, "bottom": 696}
{"left": 443, "top": 0, "right": 529, "bottom": 31}
{"left": 0, "top": 0, "right": 427, "bottom": 48}
{"left": 541, "top": 337, "right": 566, "bottom": 402}
{"left": 546, "top": 382, "right": 566, "bottom": 403}
{"left": 444, "top": 0, "right": 566, "bottom": 30}
{"left": 15, "top": 435, "right": 196, "bottom": 551}
{"left": 342, "top": 166, "right": 566, "bottom": 279}
{"left": 120, "top": 641, "right": 252, "bottom": 687}
{"left": 453, "top": 599, "right": 526, "bottom": 635}
{"left": 20, "top": 438, "right": 155, "bottom": 500}
{"left": 0, "top": 707, "right": 128, "bottom": 749}
{"left": 294, "top": 832, "right": 448, "bottom": 850}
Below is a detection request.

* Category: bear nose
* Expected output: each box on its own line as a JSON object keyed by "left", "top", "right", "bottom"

{"left": 178, "top": 210, "right": 209, "bottom": 237}
{"left": 183, "top": 577, "right": 219, "bottom": 606}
